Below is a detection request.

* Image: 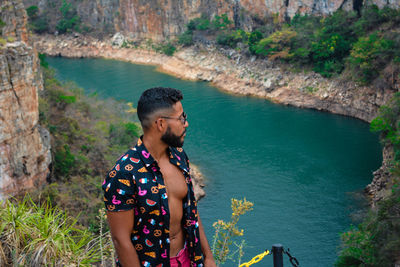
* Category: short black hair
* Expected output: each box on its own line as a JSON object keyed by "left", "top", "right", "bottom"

{"left": 137, "top": 87, "right": 183, "bottom": 130}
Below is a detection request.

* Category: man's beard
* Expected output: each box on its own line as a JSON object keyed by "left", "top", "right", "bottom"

{"left": 161, "top": 126, "right": 186, "bottom": 147}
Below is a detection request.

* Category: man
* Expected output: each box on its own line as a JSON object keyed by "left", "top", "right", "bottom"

{"left": 102, "top": 87, "right": 216, "bottom": 267}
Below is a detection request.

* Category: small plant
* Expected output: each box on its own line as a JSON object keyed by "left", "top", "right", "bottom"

{"left": 178, "top": 30, "right": 194, "bottom": 46}
{"left": 154, "top": 42, "right": 176, "bottom": 56}
{"left": 212, "top": 198, "right": 253, "bottom": 266}
{"left": 212, "top": 14, "right": 233, "bottom": 31}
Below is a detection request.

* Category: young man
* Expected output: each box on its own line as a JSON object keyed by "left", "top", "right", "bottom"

{"left": 102, "top": 87, "right": 216, "bottom": 267}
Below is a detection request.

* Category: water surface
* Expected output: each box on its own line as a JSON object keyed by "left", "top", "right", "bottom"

{"left": 47, "top": 57, "right": 382, "bottom": 266}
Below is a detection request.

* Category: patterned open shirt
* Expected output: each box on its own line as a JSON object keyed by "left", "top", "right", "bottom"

{"left": 102, "top": 137, "right": 204, "bottom": 267}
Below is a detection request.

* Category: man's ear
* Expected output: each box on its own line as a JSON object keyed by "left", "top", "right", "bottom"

{"left": 155, "top": 118, "right": 166, "bottom": 132}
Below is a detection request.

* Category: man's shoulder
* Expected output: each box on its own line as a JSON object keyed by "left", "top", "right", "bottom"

{"left": 111, "top": 147, "right": 144, "bottom": 174}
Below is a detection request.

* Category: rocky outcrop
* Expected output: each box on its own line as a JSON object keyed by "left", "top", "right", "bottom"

{"left": 22, "top": 0, "right": 400, "bottom": 40}
{"left": 365, "top": 144, "right": 395, "bottom": 207}
{"left": 190, "top": 164, "right": 206, "bottom": 200}
{"left": 0, "top": 0, "right": 51, "bottom": 199}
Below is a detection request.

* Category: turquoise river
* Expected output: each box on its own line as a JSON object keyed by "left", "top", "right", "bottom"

{"left": 47, "top": 57, "right": 382, "bottom": 266}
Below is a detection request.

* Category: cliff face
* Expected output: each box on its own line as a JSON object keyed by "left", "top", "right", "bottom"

{"left": 22, "top": 0, "right": 400, "bottom": 40}
{"left": 0, "top": 0, "right": 51, "bottom": 199}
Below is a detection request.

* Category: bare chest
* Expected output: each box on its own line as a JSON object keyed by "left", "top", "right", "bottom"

{"left": 158, "top": 161, "right": 188, "bottom": 200}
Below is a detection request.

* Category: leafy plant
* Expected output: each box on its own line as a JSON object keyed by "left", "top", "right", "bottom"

{"left": 0, "top": 196, "right": 111, "bottom": 266}
{"left": 56, "top": 0, "right": 80, "bottom": 34}
{"left": 178, "top": 30, "right": 194, "bottom": 46}
{"left": 254, "top": 27, "right": 297, "bottom": 60}
{"left": 348, "top": 33, "right": 395, "bottom": 84}
{"left": 26, "top": 5, "right": 49, "bottom": 33}
{"left": 212, "top": 14, "right": 233, "bottom": 31}
{"left": 212, "top": 198, "right": 253, "bottom": 266}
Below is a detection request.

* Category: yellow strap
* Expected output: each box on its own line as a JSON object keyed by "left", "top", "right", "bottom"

{"left": 239, "top": 250, "right": 270, "bottom": 267}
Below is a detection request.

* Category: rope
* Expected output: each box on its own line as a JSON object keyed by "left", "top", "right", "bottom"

{"left": 239, "top": 250, "right": 271, "bottom": 267}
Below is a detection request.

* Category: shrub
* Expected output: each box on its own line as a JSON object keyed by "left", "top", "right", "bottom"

{"left": 109, "top": 122, "right": 140, "bottom": 146}
{"left": 216, "top": 29, "right": 247, "bottom": 48}
{"left": 351, "top": 5, "right": 400, "bottom": 36}
{"left": 190, "top": 16, "right": 211, "bottom": 31}
{"left": 289, "top": 14, "right": 321, "bottom": 64}
{"left": 211, "top": 13, "right": 233, "bottom": 31}
{"left": 26, "top": 5, "right": 39, "bottom": 18}
{"left": 212, "top": 198, "right": 253, "bottom": 266}
{"left": 154, "top": 42, "right": 176, "bottom": 56}
{"left": 309, "top": 10, "right": 357, "bottom": 76}
{"left": 254, "top": 27, "right": 297, "bottom": 60}
{"left": 348, "top": 33, "right": 395, "bottom": 83}
{"left": 26, "top": 5, "right": 49, "bottom": 33}
{"left": 186, "top": 20, "right": 196, "bottom": 31}
{"left": 54, "top": 144, "right": 76, "bottom": 177}
{"left": 248, "top": 30, "right": 263, "bottom": 54}
{"left": 178, "top": 30, "right": 194, "bottom": 46}
{"left": 56, "top": 0, "right": 80, "bottom": 34}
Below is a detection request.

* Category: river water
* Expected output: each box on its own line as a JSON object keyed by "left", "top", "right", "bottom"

{"left": 47, "top": 57, "right": 382, "bottom": 266}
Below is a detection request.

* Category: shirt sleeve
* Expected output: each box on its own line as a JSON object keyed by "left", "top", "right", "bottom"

{"left": 103, "top": 168, "right": 136, "bottom": 212}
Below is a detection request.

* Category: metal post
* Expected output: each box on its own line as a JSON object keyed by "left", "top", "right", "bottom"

{"left": 272, "top": 244, "right": 284, "bottom": 267}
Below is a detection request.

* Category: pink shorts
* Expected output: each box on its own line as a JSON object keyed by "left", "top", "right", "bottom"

{"left": 170, "top": 245, "right": 191, "bottom": 267}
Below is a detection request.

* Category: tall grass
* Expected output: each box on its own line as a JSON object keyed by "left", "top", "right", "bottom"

{"left": 0, "top": 195, "right": 113, "bottom": 266}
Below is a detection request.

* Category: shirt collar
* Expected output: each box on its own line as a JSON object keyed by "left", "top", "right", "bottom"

{"left": 135, "top": 136, "right": 188, "bottom": 173}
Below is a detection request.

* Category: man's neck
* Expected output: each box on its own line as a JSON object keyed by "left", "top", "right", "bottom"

{"left": 142, "top": 134, "right": 168, "bottom": 162}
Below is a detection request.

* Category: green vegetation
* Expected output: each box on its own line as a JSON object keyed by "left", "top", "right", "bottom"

{"left": 336, "top": 93, "right": 400, "bottom": 266}
{"left": 0, "top": 18, "right": 6, "bottom": 35}
{"left": 0, "top": 196, "right": 113, "bottom": 266}
{"left": 212, "top": 198, "right": 253, "bottom": 266}
{"left": 1, "top": 55, "right": 142, "bottom": 264}
{"left": 177, "top": 6, "right": 400, "bottom": 84}
{"left": 28, "top": 56, "right": 141, "bottom": 232}
{"left": 153, "top": 42, "right": 177, "bottom": 56}
{"left": 178, "top": 30, "right": 194, "bottom": 46}
{"left": 26, "top": 5, "right": 49, "bottom": 33}
{"left": 348, "top": 33, "right": 396, "bottom": 84}
{"left": 56, "top": 0, "right": 80, "bottom": 33}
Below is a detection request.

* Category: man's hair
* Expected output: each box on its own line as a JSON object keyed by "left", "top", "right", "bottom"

{"left": 137, "top": 87, "right": 183, "bottom": 130}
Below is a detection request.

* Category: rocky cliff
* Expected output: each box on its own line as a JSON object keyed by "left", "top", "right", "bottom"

{"left": 0, "top": 0, "right": 51, "bottom": 199}
{"left": 23, "top": 0, "right": 400, "bottom": 40}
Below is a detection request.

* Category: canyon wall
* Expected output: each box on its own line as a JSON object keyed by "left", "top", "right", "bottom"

{"left": 0, "top": 0, "right": 51, "bottom": 199}
{"left": 22, "top": 0, "right": 400, "bottom": 40}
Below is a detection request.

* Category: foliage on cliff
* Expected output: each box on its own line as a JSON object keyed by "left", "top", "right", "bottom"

{"left": 22, "top": 58, "right": 141, "bottom": 232}
{"left": 336, "top": 93, "right": 400, "bottom": 266}
{"left": 26, "top": 0, "right": 88, "bottom": 34}
{"left": 180, "top": 5, "right": 400, "bottom": 86}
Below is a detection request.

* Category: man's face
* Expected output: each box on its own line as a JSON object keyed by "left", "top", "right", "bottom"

{"left": 160, "top": 101, "right": 188, "bottom": 148}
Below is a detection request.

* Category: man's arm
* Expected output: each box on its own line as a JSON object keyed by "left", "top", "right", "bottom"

{"left": 197, "top": 214, "right": 217, "bottom": 267}
{"left": 107, "top": 210, "right": 141, "bottom": 267}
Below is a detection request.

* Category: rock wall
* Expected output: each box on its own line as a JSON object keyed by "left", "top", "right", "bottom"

{"left": 22, "top": 0, "right": 400, "bottom": 40}
{"left": 365, "top": 144, "right": 395, "bottom": 207}
{"left": 0, "top": 0, "right": 51, "bottom": 199}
